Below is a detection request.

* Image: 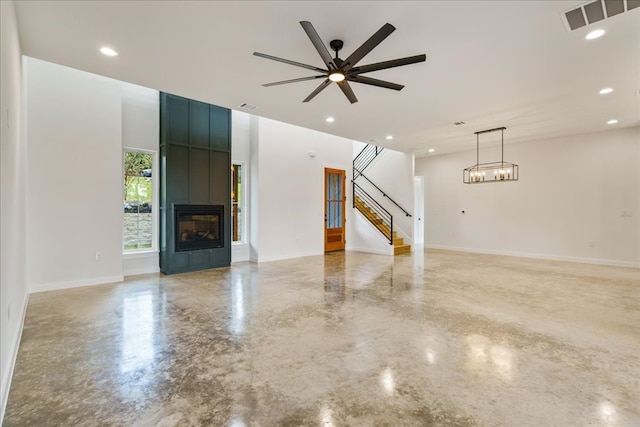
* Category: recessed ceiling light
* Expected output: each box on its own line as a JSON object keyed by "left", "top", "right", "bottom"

{"left": 100, "top": 47, "right": 118, "bottom": 57}
{"left": 599, "top": 88, "right": 613, "bottom": 94}
{"left": 428, "top": 148, "right": 435, "bottom": 153}
{"left": 585, "top": 29, "right": 605, "bottom": 40}
{"left": 385, "top": 135, "right": 393, "bottom": 140}
{"left": 607, "top": 119, "right": 618, "bottom": 125}
{"left": 325, "top": 117, "right": 335, "bottom": 123}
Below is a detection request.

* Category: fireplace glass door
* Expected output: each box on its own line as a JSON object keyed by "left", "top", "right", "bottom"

{"left": 175, "top": 205, "right": 223, "bottom": 252}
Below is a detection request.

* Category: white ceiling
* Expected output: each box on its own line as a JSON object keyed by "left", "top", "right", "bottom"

{"left": 13, "top": 1, "right": 640, "bottom": 157}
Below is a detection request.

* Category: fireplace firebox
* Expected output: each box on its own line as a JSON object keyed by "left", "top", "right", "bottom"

{"left": 175, "top": 205, "right": 223, "bottom": 252}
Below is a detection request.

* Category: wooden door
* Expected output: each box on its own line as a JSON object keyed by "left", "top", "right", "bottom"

{"left": 325, "top": 168, "right": 346, "bottom": 252}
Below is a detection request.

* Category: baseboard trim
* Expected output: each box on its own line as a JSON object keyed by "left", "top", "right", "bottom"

{"left": 123, "top": 267, "right": 160, "bottom": 276}
{"left": 348, "top": 246, "right": 394, "bottom": 256}
{"left": 1, "top": 291, "right": 29, "bottom": 423}
{"left": 257, "top": 250, "right": 322, "bottom": 263}
{"left": 30, "top": 275, "right": 124, "bottom": 293}
{"left": 426, "top": 245, "right": 640, "bottom": 268}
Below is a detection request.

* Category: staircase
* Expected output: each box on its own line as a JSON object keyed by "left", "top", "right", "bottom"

{"left": 352, "top": 144, "right": 412, "bottom": 255}
{"left": 354, "top": 196, "right": 411, "bottom": 255}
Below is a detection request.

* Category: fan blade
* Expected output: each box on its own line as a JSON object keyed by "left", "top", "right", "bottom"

{"left": 253, "top": 52, "right": 326, "bottom": 73}
{"left": 300, "top": 21, "right": 337, "bottom": 70}
{"left": 303, "top": 79, "right": 331, "bottom": 102}
{"left": 343, "top": 23, "right": 395, "bottom": 71}
{"left": 347, "top": 75, "right": 404, "bottom": 91}
{"left": 337, "top": 81, "right": 358, "bottom": 104}
{"left": 263, "top": 75, "right": 326, "bottom": 87}
{"left": 350, "top": 54, "right": 426, "bottom": 75}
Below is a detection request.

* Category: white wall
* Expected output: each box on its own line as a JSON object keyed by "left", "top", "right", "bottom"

{"left": 350, "top": 142, "right": 415, "bottom": 254}
{"left": 416, "top": 127, "right": 640, "bottom": 267}
{"left": 121, "top": 83, "right": 159, "bottom": 152}
{"left": 231, "top": 110, "right": 251, "bottom": 263}
{"left": 25, "top": 57, "right": 124, "bottom": 291}
{"left": 249, "top": 115, "right": 260, "bottom": 262}
{"left": 349, "top": 213, "right": 394, "bottom": 255}
{"left": 254, "top": 118, "right": 354, "bottom": 263}
{"left": 0, "top": 1, "right": 28, "bottom": 420}
{"left": 121, "top": 82, "right": 160, "bottom": 275}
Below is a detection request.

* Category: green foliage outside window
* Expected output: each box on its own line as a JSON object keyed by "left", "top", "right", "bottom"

{"left": 124, "top": 152, "right": 152, "bottom": 201}
{"left": 124, "top": 151, "right": 153, "bottom": 251}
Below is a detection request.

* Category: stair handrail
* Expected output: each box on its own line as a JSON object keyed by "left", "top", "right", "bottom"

{"left": 353, "top": 143, "right": 383, "bottom": 168}
{"left": 353, "top": 144, "right": 383, "bottom": 180}
{"left": 353, "top": 181, "right": 393, "bottom": 245}
{"left": 353, "top": 168, "right": 412, "bottom": 218}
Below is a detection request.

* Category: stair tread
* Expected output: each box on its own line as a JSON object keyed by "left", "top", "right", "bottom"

{"left": 354, "top": 195, "right": 399, "bottom": 244}
{"left": 394, "top": 244, "right": 411, "bottom": 255}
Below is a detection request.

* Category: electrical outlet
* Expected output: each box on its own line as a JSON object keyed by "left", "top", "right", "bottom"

{"left": 589, "top": 241, "right": 596, "bottom": 248}
{"left": 95, "top": 252, "right": 102, "bottom": 261}
{"left": 620, "top": 211, "right": 633, "bottom": 217}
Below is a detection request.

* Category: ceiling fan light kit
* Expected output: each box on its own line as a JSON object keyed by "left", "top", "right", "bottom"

{"left": 463, "top": 127, "right": 519, "bottom": 184}
{"left": 253, "top": 21, "right": 426, "bottom": 104}
{"left": 328, "top": 71, "right": 346, "bottom": 82}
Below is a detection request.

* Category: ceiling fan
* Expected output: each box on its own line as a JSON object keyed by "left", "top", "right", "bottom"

{"left": 253, "top": 21, "right": 426, "bottom": 104}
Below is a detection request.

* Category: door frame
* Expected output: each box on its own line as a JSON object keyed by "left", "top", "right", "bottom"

{"left": 324, "top": 168, "right": 346, "bottom": 252}
{"left": 413, "top": 176, "right": 425, "bottom": 246}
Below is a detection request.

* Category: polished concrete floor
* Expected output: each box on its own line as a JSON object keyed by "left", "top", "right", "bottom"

{"left": 4, "top": 250, "right": 640, "bottom": 426}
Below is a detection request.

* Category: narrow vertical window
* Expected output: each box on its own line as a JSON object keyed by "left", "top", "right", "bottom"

{"left": 231, "top": 163, "right": 243, "bottom": 242}
{"left": 124, "top": 150, "right": 154, "bottom": 251}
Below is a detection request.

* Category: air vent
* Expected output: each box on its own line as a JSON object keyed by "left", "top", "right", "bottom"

{"left": 563, "top": 0, "right": 638, "bottom": 31}
{"left": 584, "top": 0, "right": 605, "bottom": 23}
{"left": 605, "top": 0, "right": 626, "bottom": 16}
{"left": 454, "top": 121, "right": 466, "bottom": 126}
{"left": 565, "top": 8, "right": 587, "bottom": 29}
{"left": 238, "top": 103, "right": 257, "bottom": 110}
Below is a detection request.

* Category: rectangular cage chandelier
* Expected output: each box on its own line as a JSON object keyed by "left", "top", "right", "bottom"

{"left": 463, "top": 126, "right": 519, "bottom": 184}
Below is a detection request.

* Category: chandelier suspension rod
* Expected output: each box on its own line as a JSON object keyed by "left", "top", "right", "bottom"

{"left": 476, "top": 133, "right": 479, "bottom": 167}
{"left": 501, "top": 127, "right": 504, "bottom": 167}
{"left": 473, "top": 126, "right": 507, "bottom": 168}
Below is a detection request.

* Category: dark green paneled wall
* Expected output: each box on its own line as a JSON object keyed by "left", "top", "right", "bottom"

{"left": 159, "top": 92, "right": 231, "bottom": 274}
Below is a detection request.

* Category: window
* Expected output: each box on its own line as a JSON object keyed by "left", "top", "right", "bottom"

{"left": 123, "top": 150, "right": 155, "bottom": 251}
{"left": 231, "top": 163, "right": 244, "bottom": 243}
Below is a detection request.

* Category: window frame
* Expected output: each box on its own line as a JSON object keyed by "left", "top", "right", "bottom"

{"left": 231, "top": 161, "right": 246, "bottom": 245}
{"left": 122, "top": 147, "right": 158, "bottom": 254}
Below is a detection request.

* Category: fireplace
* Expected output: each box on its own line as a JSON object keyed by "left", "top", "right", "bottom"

{"left": 175, "top": 205, "right": 223, "bottom": 252}
{"left": 160, "top": 93, "right": 231, "bottom": 274}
